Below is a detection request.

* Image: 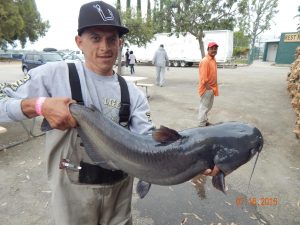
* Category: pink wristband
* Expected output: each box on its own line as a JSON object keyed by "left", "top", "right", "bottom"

{"left": 35, "top": 97, "right": 46, "bottom": 116}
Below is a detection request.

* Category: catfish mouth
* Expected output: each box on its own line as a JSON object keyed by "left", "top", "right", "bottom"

{"left": 250, "top": 143, "right": 262, "bottom": 159}
{"left": 212, "top": 151, "right": 261, "bottom": 194}
{"left": 212, "top": 135, "right": 263, "bottom": 194}
{"left": 254, "top": 128, "right": 264, "bottom": 153}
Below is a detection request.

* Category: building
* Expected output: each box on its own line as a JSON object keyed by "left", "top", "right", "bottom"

{"left": 263, "top": 32, "right": 300, "bottom": 64}
{"left": 262, "top": 39, "right": 280, "bottom": 62}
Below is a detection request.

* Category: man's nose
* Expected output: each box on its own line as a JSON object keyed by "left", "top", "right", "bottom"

{"left": 98, "top": 39, "right": 110, "bottom": 50}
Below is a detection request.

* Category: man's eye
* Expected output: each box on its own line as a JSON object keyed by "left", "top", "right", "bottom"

{"left": 109, "top": 37, "right": 117, "bottom": 43}
{"left": 92, "top": 36, "right": 100, "bottom": 41}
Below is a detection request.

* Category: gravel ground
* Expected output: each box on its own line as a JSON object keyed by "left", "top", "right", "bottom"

{"left": 0, "top": 61, "right": 299, "bottom": 225}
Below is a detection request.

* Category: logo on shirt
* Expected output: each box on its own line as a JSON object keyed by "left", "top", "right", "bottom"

{"left": 104, "top": 98, "right": 120, "bottom": 109}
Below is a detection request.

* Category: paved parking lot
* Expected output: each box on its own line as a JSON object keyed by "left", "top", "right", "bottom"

{"left": 0, "top": 61, "right": 299, "bottom": 225}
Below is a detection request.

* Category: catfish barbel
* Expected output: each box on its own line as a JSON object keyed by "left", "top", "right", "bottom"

{"left": 69, "top": 104, "right": 263, "bottom": 193}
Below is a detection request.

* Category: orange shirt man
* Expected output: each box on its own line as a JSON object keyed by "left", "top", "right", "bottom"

{"left": 198, "top": 42, "right": 219, "bottom": 126}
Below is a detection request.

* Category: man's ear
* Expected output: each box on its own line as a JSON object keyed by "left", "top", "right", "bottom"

{"left": 75, "top": 35, "right": 83, "bottom": 50}
{"left": 119, "top": 38, "right": 124, "bottom": 47}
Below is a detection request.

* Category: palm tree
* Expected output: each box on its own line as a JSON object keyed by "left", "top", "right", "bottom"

{"left": 295, "top": 6, "right": 300, "bottom": 32}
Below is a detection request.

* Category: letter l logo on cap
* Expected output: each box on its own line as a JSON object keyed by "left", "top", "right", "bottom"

{"left": 93, "top": 4, "right": 114, "bottom": 21}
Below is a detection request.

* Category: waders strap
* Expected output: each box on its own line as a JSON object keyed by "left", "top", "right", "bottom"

{"left": 117, "top": 75, "right": 130, "bottom": 128}
{"left": 67, "top": 63, "right": 84, "bottom": 104}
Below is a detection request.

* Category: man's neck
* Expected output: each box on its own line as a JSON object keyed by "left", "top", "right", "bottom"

{"left": 84, "top": 61, "right": 113, "bottom": 76}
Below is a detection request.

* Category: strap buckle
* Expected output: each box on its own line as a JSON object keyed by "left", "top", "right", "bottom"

{"left": 119, "top": 103, "right": 130, "bottom": 128}
{"left": 59, "top": 159, "right": 82, "bottom": 171}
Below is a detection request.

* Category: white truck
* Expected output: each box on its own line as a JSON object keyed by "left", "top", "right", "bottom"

{"left": 129, "top": 30, "right": 233, "bottom": 67}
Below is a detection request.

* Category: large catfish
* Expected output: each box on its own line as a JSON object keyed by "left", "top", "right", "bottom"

{"left": 69, "top": 104, "right": 263, "bottom": 193}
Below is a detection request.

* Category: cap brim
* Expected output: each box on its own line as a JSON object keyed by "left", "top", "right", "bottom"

{"left": 78, "top": 25, "right": 129, "bottom": 36}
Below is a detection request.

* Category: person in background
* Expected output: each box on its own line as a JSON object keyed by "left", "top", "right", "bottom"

{"left": 198, "top": 42, "right": 219, "bottom": 127}
{"left": 152, "top": 44, "right": 169, "bottom": 87}
{"left": 128, "top": 50, "right": 136, "bottom": 75}
{"left": 125, "top": 48, "right": 130, "bottom": 68}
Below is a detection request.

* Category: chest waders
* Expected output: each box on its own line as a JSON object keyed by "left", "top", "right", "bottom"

{"left": 43, "top": 63, "right": 131, "bottom": 185}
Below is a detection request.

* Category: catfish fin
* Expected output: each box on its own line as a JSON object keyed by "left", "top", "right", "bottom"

{"left": 152, "top": 125, "right": 182, "bottom": 144}
{"left": 41, "top": 118, "right": 53, "bottom": 132}
{"left": 212, "top": 171, "right": 226, "bottom": 194}
{"left": 136, "top": 180, "right": 152, "bottom": 199}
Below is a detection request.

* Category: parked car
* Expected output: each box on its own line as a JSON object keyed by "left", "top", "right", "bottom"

{"left": 22, "top": 52, "right": 63, "bottom": 74}
{"left": 63, "top": 53, "right": 85, "bottom": 62}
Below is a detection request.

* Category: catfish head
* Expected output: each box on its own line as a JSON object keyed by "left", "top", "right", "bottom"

{"left": 211, "top": 125, "right": 263, "bottom": 193}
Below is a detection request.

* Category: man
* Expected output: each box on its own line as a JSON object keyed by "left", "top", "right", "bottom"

{"left": 152, "top": 44, "right": 169, "bottom": 87}
{"left": 0, "top": 1, "right": 218, "bottom": 224}
{"left": 125, "top": 48, "right": 130, "bottom": 68}
{"left": 198, "top": 42, "right": 219, "bottom": 127}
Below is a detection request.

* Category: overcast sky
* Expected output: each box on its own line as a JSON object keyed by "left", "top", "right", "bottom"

{"left": 24, "top": 0, "right": 300, "bottom": 50}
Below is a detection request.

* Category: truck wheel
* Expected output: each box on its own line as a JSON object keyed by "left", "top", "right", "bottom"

{"left": 180, "top": 61, "right": 186, "bottom": 67}
{"left": 173, "top": 61, "right": 179, "bottom": 67}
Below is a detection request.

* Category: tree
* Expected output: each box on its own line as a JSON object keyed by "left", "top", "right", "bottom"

{"left": 240, "top": 0, "right": 278, "bottom": 61}
{"left": 234, "top": 31, "right": 250, "bottom": 48}
{"left": 137, "top": 0, "right": 141, "bottom": 18}
{"left": 146, "top": 0, "right": 151, "bottom": 23}
{"left": 116, "top": 0, "right": 121, "bottom": 11}
{"left": 116, "top": 0, "right": 123, "bottom": 75}
{"left": 115, "top": 0, "right": 155, "bottom": 74}
{"left": 121, "top": 0, "right": 154, "bottom": 47}
{"left": 295, "top": 5, "right": 300, "bottom": 32}
{"left": 0, "top": 0, "right": 49, "bottom": 50}
{"left": 233, "top": 31, "right": 250, "bottom": 57}
{"left": 126, "top": 0, "right": 131, "bottom": 17}
{"left": 157, "top": 0, "right": 247, "bottom": 58}
{"left": 122, "top": 15, "right": 154, "bottom": 48}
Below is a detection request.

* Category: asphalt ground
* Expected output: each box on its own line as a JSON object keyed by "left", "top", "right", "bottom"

{"left": 0, "top": 61, "right": 299, "bottom": 225}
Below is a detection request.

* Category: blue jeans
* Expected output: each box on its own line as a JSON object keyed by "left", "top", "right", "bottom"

{"left": 129, "top": 64, "right": 135, "bottom": 74}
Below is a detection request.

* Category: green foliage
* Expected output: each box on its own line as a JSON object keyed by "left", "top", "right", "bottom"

{"left": 233, "top": 30, "right": 250, "bottom": 57}
{"left": 233, "top": 47, "right": 249, "bottom": 57}
{"left": 234, "top": 31, "right": 250, "bottom": 47}
{"left": 126, "top": 0, "right": 131, "bottom": 17}
{"left": 116, "top": 0, "right": 121, "bottom": 10}
{"left": 155, "top": 0, "right": 246, "bottom": 57}
{"left": 114, "top": 0, "right": 155, "bottom": 74}
{"left": 0, "top": 0, "right": 24, "bottom": 49}
{"left": 137, "top": 0, "right": 141, "bottom": 18}
{"left": 295, "top": 5, "right": 300, "bottom": 32}
{"left": 146, "top": 0, "right": 151, "bottom": 23}
{"left": 118, "top": 0, "right": 155, "bottom": 47}
{"left": 122, "top": 11, "right": 154, "bottom": 47}
{"left": 239, "top": 0, "right": 278, "bottom": 52}
{"left": 0, "top": 0, "right": 49, "bottom": 50}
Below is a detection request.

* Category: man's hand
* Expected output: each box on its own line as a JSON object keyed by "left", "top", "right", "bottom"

{"left": 202, "top": 166, "right": 220, "bottom": 176}
{"left": 42, "top": 97, "right": 77, "bottom": 130}
{"left": 205, "top": 83, "right": 211, "bottom": 90}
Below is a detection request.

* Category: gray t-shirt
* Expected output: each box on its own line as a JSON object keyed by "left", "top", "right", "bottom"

{"left": 0, "top": 61, "right": 154, "bottom": 184}
{"left": 0, "top": 61, "right": 153, "bottom": 133}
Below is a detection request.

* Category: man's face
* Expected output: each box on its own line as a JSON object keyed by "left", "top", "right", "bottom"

{"left": 208, "top": 46, "right": 218, "bottom": 58}
{"left": 75, "top": 26, "right": 122, "bottom": 75}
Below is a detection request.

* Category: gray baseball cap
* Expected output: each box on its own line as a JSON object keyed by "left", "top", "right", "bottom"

{"left": 78, "top": 1, "right": 129, "bottom": 36}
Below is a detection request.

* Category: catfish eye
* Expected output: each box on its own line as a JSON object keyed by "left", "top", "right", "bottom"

{"left": 250, "top": 148, "right": 257, "bottom": 156}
